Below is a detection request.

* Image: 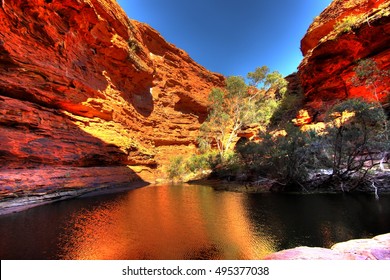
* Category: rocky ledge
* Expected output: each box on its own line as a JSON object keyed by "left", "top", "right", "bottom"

{"left": 0, "top": 166, "right": 148, "bottom": 215}
{"left": 264, "top": 233, "right": 390, "bottom": 260}
{"left": 298, "top": 0, "right": 390, "bottom": 122}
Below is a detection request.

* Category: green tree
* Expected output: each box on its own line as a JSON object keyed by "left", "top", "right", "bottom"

{"left": 199, "top": 67, "right": 288, "bottom": 160}
{"left": 264, "top": 71, "right": 288, "bottom": 98}
{"left": 351, "top": 58, "right": 389, "bottom": 140}
{"left": 247, "top": 66, "right": 269, "bottom": 87}
{"left": 247, "top": 67, "right": 288, "bottom": 126}
{"left": 247, "top": 66, "right": 288, "bottom": 99}
{"left": 200, "top": 77, "right": 250, "bottom": 159}
{"left": 167, "top": 156, "right": 186, "bottom": 180}
{"left": 322, "top": 99, "right": 389, "bottom": 191}
{"left": 237, "top": 99, "right": 389, "bottom": 192}
{"left": 236, "top": 124, "right": 315, "bottom": 190}
{"left": 351, "top": 58, "right": 390, "bottom": 101}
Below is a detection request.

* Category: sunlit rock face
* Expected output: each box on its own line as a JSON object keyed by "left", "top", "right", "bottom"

{"left": 0, "top": 0, "right": 224, "bottom": 200}
{"left": 298, "top": 0, "right": 390, "bottom": 122}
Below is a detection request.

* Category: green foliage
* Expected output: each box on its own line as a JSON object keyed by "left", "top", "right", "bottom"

{"left": 167, "top": 156, "right": 186, "bottom": 180}
{"left": 237, "top": 124, "right": 315, "bottom": 186}
{"left": 273, "top": 125, "right": 315, "bottom": 183}
{"left": 334, "top": 15, "right": 361, "bottom": 33}
{"left": 270, "top": 91, "right": 304, "bottom": 125}
{"left": 247, "top": 67, "right": 288, "bottom": 97}
{"left": 199, "top": 66, "right": 288, "bottom": 160}
{"left": 354, "top": 59, "right": 381, "bottom": 81}
{"left": 167, "top": 151, "right": 221, "bottom": 181}
{"left": 351, "top": 58, "right": 390, "bottom": 101}
{"left": 257, "top": 99, "right": 388, "bottom": 191}
{"left": 323, "top": 99, "right": 389, "bottom": 187}
{"left": 256, "top": 98, "right": 280, "bottom": 127}
{"left": 208, "top": 88, "right": 225, "bottom": 107}
{"left": 200, "top": 76, "right": 255, "bottom": 160}
{"left": 235, "top": 99, "right": 389, "bottom": 191}
{"left": 247, "top": 66, "right": 270, "bottom": 87}
{"left": 265, "top": 71, "right": 288, "bottom": 97}
{"left": 128, "top": 39, "right": 141, "bottom": 52}
{"left": 186, "top": 151, "right": 220, "bottom": 173}
{"left": 209, "top": 151, "right": 243, "bottom": 180}
{"left": 226, "top": 76, "right": 248, "bottom": 98}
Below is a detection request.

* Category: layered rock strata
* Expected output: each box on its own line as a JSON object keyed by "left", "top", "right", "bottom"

{"left": 0, "top": 0, "right": 224, "bottom": 206}
{"left": 298, "top": 0, "right": 390, "bottom": 121}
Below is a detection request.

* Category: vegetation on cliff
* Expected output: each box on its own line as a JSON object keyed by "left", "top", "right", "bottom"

{"left": 167, "top": 66, "right": 288, "bottom": 181}
{"left": 299, "top": 0, "right": 390, "bottom": 122}
{"left": 198, "top": 66, "right": 287, "bottom": 160}
{"left": 168, "top": 63, "right": 390, "bottom": 194}
{"left": 351, "top": 58, "right": 390, "bottom": 103}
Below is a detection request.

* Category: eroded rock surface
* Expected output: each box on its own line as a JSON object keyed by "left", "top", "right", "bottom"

{"left": 0, "top": 0, "right": 224, "bottom": 206}
{"left": 298, "top": 0, "right": 390, "bottom": 121}
{"left": 264, "top": 233, "right": 390, "bottom": 260}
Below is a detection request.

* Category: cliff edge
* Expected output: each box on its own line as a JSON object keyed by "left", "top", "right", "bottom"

{"left": 298, "top": 0, "right": 390, "bottom": 121}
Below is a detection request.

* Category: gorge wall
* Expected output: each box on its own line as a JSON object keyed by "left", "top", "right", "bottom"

{"left": 0, "top": 0, "right": 224, "bottom": 206}
{"left": 2, "top": 0, "right": 389, "bottom": 210}
{"left": 298, "top": 0, "right": 390, "bottom": 122}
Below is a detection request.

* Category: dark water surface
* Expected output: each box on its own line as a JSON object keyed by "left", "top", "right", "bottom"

{"left": 1, "top": 184, "right": 390, "bottom": 259}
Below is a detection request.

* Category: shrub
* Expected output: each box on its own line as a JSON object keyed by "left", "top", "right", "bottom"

{"left": 167, "top": 156, "right": 186, "bottom": 180}
{"left": 321, "top": 99, "right": 389, "bottom": 190}
{"left": 186, "top": 151, "right": 219, "bottom": 173}
{"left": 270, "top": 91, "right": 304, "bottom": 125}
{"left": 209, "top": 151, "right": 243, "bottom": 180}
{"left": 351, "top": 58, "right": 390, "bottom": 102}
{"left": 334, "top": 15, "right": 361, "bottom": 33}
{"left": 128, "top": 39, "right": 140, "bottom": 52}
{"left": 237, "top": 124, "right": 317, "bottom": 187}
{"left": 166, "top": 151, "right": 221, "bottom": 181}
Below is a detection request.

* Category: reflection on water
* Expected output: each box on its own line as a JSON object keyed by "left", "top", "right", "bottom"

{"left": 0, "top": 184, "right": 390, "bottom": 259}
{"left": 58, "top": 185, "right": 276, "bottom": 259}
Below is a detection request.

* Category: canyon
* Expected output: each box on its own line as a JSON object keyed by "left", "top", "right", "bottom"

{"left": 0, "top": 0, "right": 224, "bottom": 208}
{"left": 1, "top": 0, "right": 390, "bottom": 211}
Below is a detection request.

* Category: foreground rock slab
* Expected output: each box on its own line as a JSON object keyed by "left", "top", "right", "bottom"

{"left": 331, "top": 233, "right": 390, "bottom": 260}
{"left": 264, "top": 233, "right": 390, "bottom": 260}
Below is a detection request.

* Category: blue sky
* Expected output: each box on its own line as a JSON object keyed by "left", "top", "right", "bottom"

{"left": 117, "top": 0, "right": 333, "bottom": 77}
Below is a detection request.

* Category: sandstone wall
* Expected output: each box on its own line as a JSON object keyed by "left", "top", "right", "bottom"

{"left": 298, "top": 0, "right": 390, "bottom": 121}
{"left": 0, "top": 0, "right": 224, "bottom": 201}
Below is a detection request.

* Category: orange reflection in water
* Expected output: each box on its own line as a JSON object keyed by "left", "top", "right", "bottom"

{"left": 59, "top": 184, "right": 276, "bottom": 260}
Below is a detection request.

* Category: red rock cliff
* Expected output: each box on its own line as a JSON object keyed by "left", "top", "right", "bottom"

{"left": 298, "top": 0, "right": 390, "bottom": 121}
{"left": 0, "top": 0, "right": 224, "bottom": 203}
